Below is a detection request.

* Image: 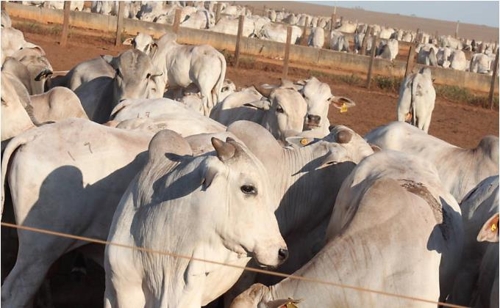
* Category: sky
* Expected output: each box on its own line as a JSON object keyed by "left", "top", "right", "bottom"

{"left": 304, "top": 1, "right": 499, "bottom": 28}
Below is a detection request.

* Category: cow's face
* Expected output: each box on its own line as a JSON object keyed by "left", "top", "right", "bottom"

{"left": 270, "top": 88, "right": 308, "bottom": 140}
{"left": 204, "top": 138, "right": 288, "bottom": 268}
{"left": 107, "top": 49, "right": 162, "bottom": 105}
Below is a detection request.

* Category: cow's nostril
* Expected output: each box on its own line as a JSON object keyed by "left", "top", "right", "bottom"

{"left": 278, "top": 248, "right": 289, "bottom": 261}
{"left": 307, "top": 114, "right": 321, "bottom": 123}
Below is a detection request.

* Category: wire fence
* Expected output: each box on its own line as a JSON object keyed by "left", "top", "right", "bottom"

{"left": 1, "top": 221, "right": 470, "bottom": 308}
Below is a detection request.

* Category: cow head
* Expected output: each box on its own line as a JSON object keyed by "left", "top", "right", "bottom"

{"left": 202, "top": 137, "right": 288, "bottom": 268}
{"left": 105, "top": 49, "right": 163, "bottom": 105}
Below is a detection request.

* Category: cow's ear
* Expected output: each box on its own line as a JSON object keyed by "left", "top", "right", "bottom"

{"left": 149, "top": 43, "right": 158, "bottom": 57}
{"left": 101, "top": 55, "right": 114, "bottom": 64}
{"left": 243, "top": 98, "right": 271, "bottom": 110}
{"left": 201, "top": 160, "right": 220, "bottom": 189}
{"left": 330, "top": 96, "right": 356, "bottom": 109}
{"left": 211, "top": 137, "right": 236, "bottom": 162}
{"left": 477, "top": 213, "right": 499, "bottom": 243}
{"left": 285, "top": 136, "right": 315, "bottom": 148}
{"left": 123, "top": 37, "right": 134, "bottom": 45}
{"left": 369, "top": 143, "right": 382, "bottom": 152}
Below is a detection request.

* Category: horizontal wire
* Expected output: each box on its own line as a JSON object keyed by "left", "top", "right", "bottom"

{"left": 1, "top": 222, "right": 468, "bottom": 308}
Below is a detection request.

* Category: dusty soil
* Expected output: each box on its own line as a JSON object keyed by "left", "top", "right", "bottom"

{"left": 2, "top": 17, "right": 499, "bottom": 308}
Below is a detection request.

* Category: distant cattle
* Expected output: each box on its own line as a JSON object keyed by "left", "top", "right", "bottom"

{"left": 131, "top": 32, "right": 227, "bottom": 116}
{"left": 397, "top": 67, "right": 436, "bottom": 133}
{"left": 308, "top": 27, "right": 325, "bottom": 48}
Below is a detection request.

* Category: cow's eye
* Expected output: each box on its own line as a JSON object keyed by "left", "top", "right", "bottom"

{"left": 276, "top": 105, "right": 284, "bottom": 113}
{"left": 146, "top": 73, "right": 151, "bottom": 79}
{"left": 115, "top": 68, "right": 121, "bottom": 76}
{"left": 241, "top": 185, "right": 257, "bottom": 195}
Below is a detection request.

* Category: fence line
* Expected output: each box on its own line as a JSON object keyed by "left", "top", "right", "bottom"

{"left": 1, "top": 222, "right": 469, "bottom": 308}
{"left": 4, "top": 2, "right": 497, "bottom": 95}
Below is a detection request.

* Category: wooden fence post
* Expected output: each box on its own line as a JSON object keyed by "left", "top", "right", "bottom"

{"left": 283, "top": 26, "right": 292, "bottom": 79}
{"left": 360, "top": 26, "right": 371, "bottom": 55}
{"left": 330, "top": 7, "right": 336, "bottom": 31}
{"left": 366, "top": 34, "right": 378, "bottom": 89}
{"left": 414, "top": 28, "right": 420, "bottom": 44}
{"left": 234, "top": 15, "right": 245, "bottom": 68}
{"left": 404, "top": 45, "right": 416, "bottom": 79}
{"left": 455, "top": 20, "right": 459, "bottom": 38}
{"left": 489, "top": 48, "right": 499, "bottom": 109}
{"left": 115, "top": 1, "right": 125, "bottom": 46}
{"left": 60, "top": 1, "right": 71, "bottom": 47}
{"left": 173, "top": 8, "right": 182, "bottom": 33}
{"left": 216, "top": 2, "right": 222, "bottom": 24}
{"left": 300, "top": 17, "right": 309, "bottom": 46}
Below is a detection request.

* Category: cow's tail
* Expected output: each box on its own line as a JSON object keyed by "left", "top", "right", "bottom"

{"left": 212, "top": 51, "right": 227, "bottom": 111}
{"left": 1, "top": 129, "right": 39, "bottom": 219}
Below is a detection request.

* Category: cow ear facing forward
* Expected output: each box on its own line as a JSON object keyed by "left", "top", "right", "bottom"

{"left": 477, "top": 213, "right": 499, "bottom": 243}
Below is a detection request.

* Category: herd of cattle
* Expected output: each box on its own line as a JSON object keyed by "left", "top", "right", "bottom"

{"left": 1, "top": 5, "right": 499, "bottom": 308}
{"left": 12, "top": 0, "right": 499, "bottom": 75}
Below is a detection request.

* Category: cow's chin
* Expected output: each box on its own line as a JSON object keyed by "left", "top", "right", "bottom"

{"left": 305, "top": 123, "right": 320, "bottom": 130}
{"left": 251, "top": 247, "right": 286, "bottom": 269}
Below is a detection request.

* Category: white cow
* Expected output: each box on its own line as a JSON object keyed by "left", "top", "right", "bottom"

{"left": 10, "top": 45, "right": 53, "bottom": 94}
{"left": 1, "top": 72, "right": 35, "bottom": 146}
{"left": 296, "top": 77, "right": 356, "bottom": 138}
{"left": 142, "top": 32, "right": 227, "bottom": 116}
{"left": 28, "top": 86, "right": 89, "bottom": 123}
{"left": 222, "top": 121, "right": 376, "bottom": 305}
{"left": 376, "top": 38, "right": 399, "bottom": 61}
{"left": 107, "top": 98, "right": 226, "bottom": 136}
{"left": 364, "top": 121, "right": 499, "bottom": 203}
{"left": 231, "top": 150, "right": 463, "bottom": 307}
{"left": 181, "top": 8, "right": 214, "bottom": 29}
{"left": 474, "top": 215, "right": 499, "bottom": 308}
{"left": 450, "top": 50, "right": 468, "bottom": 71}
{"left": 210, "top": 84, "right": 308, "bottom": 142}
{"left": 307, "top": 27, "right": 325, "bottom": 49}
{"left": 416, "top": 43, "right": 438, "bottom": 66}
{"left": 48, "top": 56, "right": 115, "bottom": 91}
{"left": 396, "top": 67, "right": 436, "bottom": 133}
{"left": 329, "top": 30, "right": 350, "bottom": 52}
{"left": 104, "top": 130, "right": 288, "bottom": 308}
{"left": 74, "top": 49, "right": 162, "bottom": 123}
{"left": 1, "top": 10, "right": 12, "bottom": 28}
{"left": 123, "top": 32, "right": 157, "bottom": 55}
{"left": 470, "top": 53, "right": 493, "bottom": 74}
{"left": 1, "top": 118, "right": 156, "bottom": 308}
{"left": 210, "top": 15, "right": 256, "bottom": 37}
{"left": 258, "top": 23, "right": 302, "bottom": 44}
{"left": 448, "top": 176, "right": 498, "bottom": 307}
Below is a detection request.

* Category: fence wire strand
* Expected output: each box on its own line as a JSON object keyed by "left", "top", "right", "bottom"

{"left": 1, "top": 222, "right": 469, "bottom": 308}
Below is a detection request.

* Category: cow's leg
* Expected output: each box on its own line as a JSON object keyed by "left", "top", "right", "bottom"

{"left": 1, "top": 232, "right": 75, "bottom": 308}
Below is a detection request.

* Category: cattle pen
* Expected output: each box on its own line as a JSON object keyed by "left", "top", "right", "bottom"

{"left": 3, "top": 1, "right": 499, "bottom": 100}
{"left": 1, "top": 2, "right": 499, "bottom": 308}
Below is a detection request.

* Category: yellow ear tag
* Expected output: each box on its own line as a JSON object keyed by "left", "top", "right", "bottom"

{"left": 300, "top": 138, "right": 309, "bottom": 146}
{"left": 340, "top": 102, "right": 348, "bottom": 113}
{"left": 491, "top": 223, "right": 497, "bottom": 232}
{"left": 286, "top": 302, "right": 298, "bottom": 308}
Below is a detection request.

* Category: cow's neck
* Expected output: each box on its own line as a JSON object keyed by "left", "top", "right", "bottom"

{"left": 275, "top": 145, "right": 355, "bottom": 235}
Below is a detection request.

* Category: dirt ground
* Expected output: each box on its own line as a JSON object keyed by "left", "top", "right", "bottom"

{"left": 2, "top": 18, "right": 499, "bottom": 308}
